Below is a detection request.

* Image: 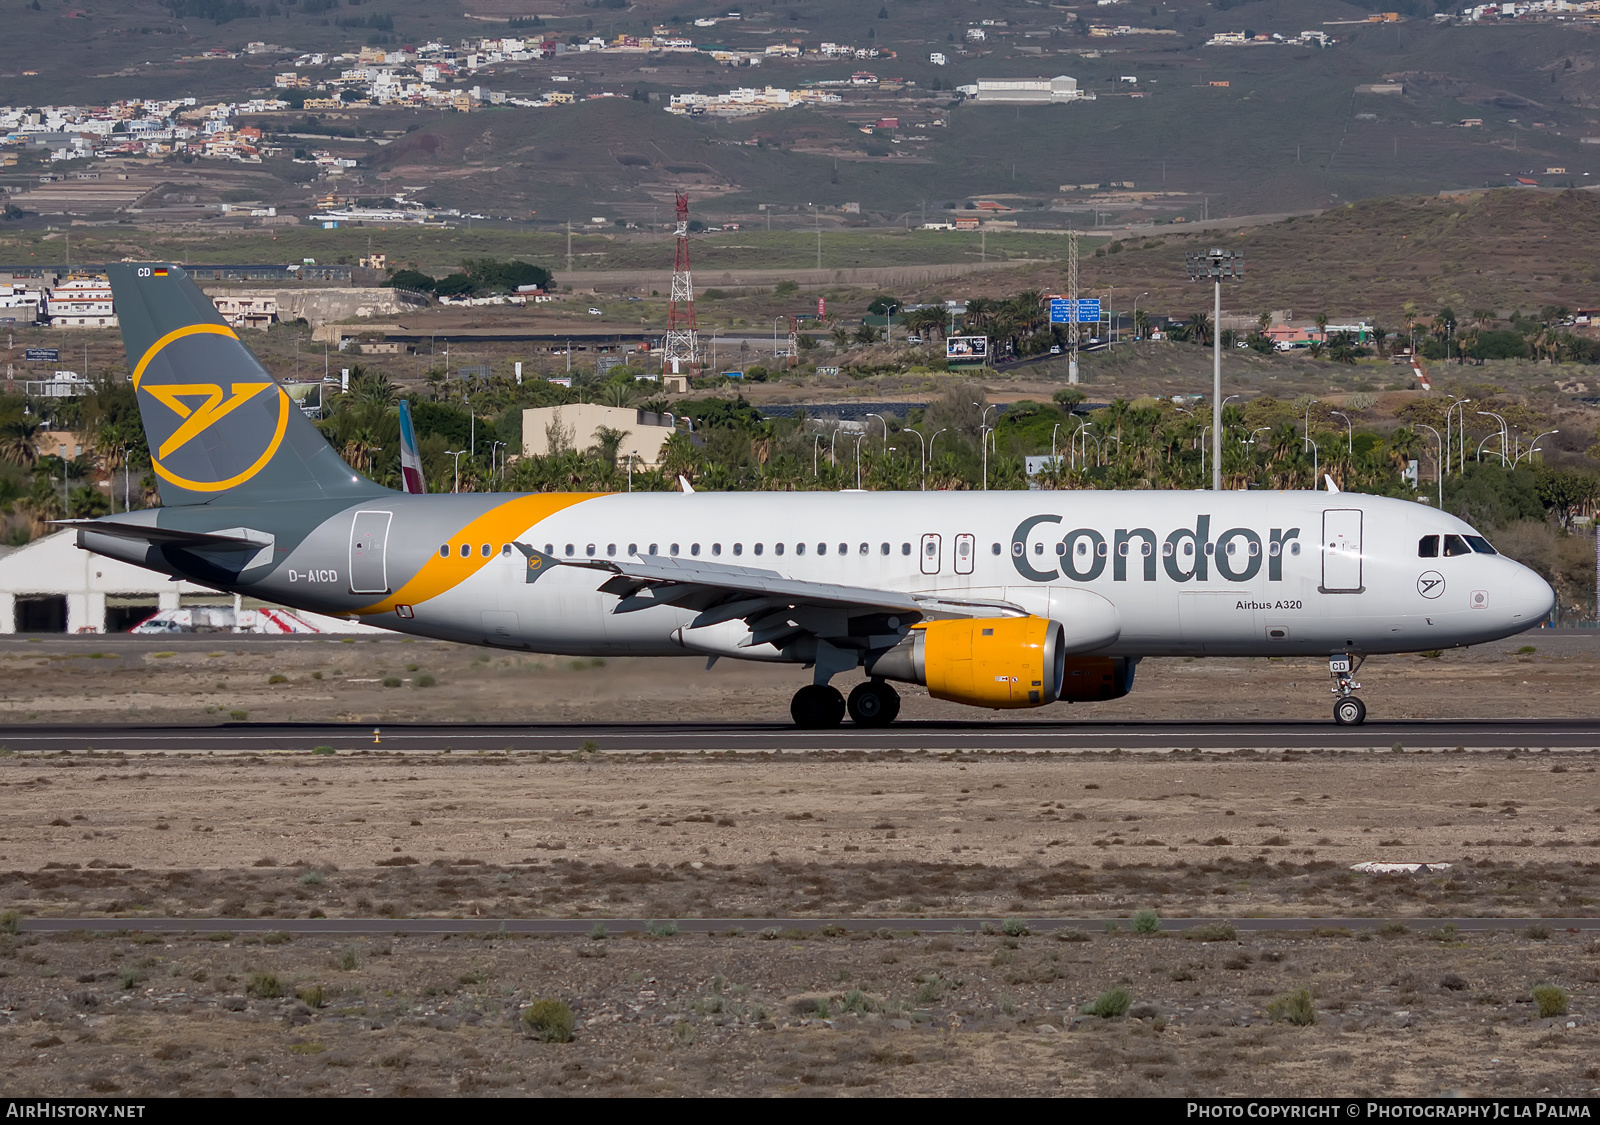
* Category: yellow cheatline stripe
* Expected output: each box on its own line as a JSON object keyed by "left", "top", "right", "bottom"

{"left": 355, "top": 492, "right": 605, "bottom": 616}
{"left": 150, "top": 386, "right": 291, "bottom": 494}
{"left": 131, "top": 323, "right": 239, "bottom": 390}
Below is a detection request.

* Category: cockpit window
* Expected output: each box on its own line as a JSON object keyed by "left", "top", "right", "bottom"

{"left": 1463, "top": 535, "right": 1497, "bottom": 556}
{"left": 1418, "top": 535, "right": 1439, "bottom": 558}
{"left": 1443, "top": 534, "right": 1472, "bottom": 557}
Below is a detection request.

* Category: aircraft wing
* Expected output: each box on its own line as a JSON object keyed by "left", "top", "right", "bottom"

{"left": 516, "top": 544, "right": 1026, "bottom": 624}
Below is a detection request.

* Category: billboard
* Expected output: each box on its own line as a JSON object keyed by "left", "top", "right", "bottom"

{"left": 1048, "top": 298, "right": 1101, "bottom": 324}
{"left": 282, "top": 382, "right": 323, "bottom": 418}
{"left": 24, "top": 348, "right": 59, "bottom": 362}
{"left": 946, "top": 335, "right": 989, "bottom": 361}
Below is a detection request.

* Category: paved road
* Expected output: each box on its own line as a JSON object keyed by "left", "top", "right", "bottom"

{"left": 16, "top": 916, "right": 1599, "bottom": 936}
{"left": 1, "top": 718, "right": 1598, "bottom": 754}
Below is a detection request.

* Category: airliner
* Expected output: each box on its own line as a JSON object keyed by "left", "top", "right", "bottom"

{"left": 68, "top": 265, "right": 1554, "bottom": 727}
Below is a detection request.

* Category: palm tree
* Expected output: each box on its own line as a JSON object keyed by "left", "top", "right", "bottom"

{"left": 1183, "top": 311, "right": 1212, "bottom": 346}
{"left": 1131, "top": 308, "right": 1149, "bottom": 339}
{"left": 0, "top": 417, "right": 42, "bottom": 469}
{"left": 1314, "top": 311, "right": 1329, "bottom": 342}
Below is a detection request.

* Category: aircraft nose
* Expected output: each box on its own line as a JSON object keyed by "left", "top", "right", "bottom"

{"left": 1511, "top": 565, "right": 1555, "bottom": 625}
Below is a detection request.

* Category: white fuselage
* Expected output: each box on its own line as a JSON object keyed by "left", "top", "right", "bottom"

{"left": 351, "top": 489, "right": 1553, "bottom": 659}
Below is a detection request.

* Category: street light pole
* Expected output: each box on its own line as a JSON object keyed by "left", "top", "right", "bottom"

{"left": 1416, "top": 423, "right": 1442, "bottom": 507}
{"left": 975, "top": 403, "right": 998, "bottom": 490}
{"left": 1446, "top": 399, "right": 1472, "bottom": 475}
{"left": 866, "top": 412, "right": 887, "bottom": 455}
{"left": 1187, "top": 248, "right": 1243, "bottom": 491}
{"left": 904, "top": 427, "right": 928, "bottom": 488}
{"left": 1331, "top": 410, "right": 1352, "bottom": 455}
{"left": 812, "top": 433, "right": 823, "bottom": 477}
{"left": 853, "top": 432, "right": 866, "bottom": 489}
{"left": 446, "top": 449, "right": 467, "bottom": 493}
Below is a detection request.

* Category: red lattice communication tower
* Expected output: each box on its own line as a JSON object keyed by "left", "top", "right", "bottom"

{"left": 663, "top": 191, "right": 700, "bottom": 375}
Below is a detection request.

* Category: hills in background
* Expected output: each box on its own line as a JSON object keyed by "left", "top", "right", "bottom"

{"left": 5, "top": 0, "right": 1600, "bottom": 223}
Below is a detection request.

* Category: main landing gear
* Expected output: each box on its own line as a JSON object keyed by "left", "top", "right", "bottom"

{"left": 790, "top": 680, "right": 900, "bottom": 729}
{"left": 1330, "top": 653, "right": 1367, "bottom": 726}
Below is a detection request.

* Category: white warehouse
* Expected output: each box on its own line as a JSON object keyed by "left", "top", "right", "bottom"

{"left": 966, "top": 76, "right": 1088, "bottom": 103}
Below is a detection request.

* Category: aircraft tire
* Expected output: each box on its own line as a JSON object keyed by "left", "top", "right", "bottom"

{"left": 848, "top": 681, "right": 900, "bottom": 727}
{"left": 792, "top": 684, "right": 846, "bottom": 729}
{"left": 1333, "top": 697, "right": 1367, "bottom": 726}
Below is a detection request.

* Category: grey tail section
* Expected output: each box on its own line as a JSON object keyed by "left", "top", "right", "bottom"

{"left": 108, "top": 263, "right": 389, "bottom": 507}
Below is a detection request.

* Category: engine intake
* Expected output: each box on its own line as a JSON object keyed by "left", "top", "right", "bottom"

{"left": 866, "top": 616, "right": 1066, "bottom": 709}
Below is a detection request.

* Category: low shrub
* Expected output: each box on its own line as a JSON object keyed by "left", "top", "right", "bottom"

{"left": 1001, "top": 918, "right": 1029, "bottom": 937}
{"left": 246, "top": 971, "right": 283, "bottom": 999}
{"left": 311, "top": 746, "right": 335, "bottom": 756}
{"left": 646, "top": 919, "right": 678, "bottom": 938}
{"left": 1132, "top": 909, "right": 1162, "bottom": 934}
{"left": 1184, "top": 922, "right": 1236, "bottom": 943}
{"left": 1267, "top": 987, "right": 1316, "bottom": 1026}
{"left": 1082, "top": 986, "right": 1132, "bottom": 1018}
{"left": 296, "top": 984, "right": 325, "bottom": 1008}
{"left": 1532, "top": 984, "right": 1570, "bottom": 1018}
{"left": 523, "top": 998, "right": 575, "bottom": 1042}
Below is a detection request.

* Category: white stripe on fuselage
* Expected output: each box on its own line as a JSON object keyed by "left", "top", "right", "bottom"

{"left": 369, "top": 490, "right": 1550, "bottom": 659}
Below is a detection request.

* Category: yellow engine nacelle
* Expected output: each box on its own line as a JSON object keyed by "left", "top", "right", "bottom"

{"left": 867, "top": 616, "right": 1066, "bottom": 709}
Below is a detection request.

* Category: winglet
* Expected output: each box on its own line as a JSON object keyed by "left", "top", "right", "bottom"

{"left": 1324, "top": 474, "right": 1341, "bottom": 493}
{"left": 677, "top": 474, "right": 695, "bottom": 494}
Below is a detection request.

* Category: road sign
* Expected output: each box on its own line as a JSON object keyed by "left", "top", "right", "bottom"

{"left": 24, "top": 348, "right": 58, "bottom": 362}
{"left": 1048, "top": 299, "right": 1101, "bottom": 324}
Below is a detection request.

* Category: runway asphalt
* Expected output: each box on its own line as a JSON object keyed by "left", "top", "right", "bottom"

{"left": 2, "top": 718, "right": 1600, "bottom": 754}
{"left": 15, "top": 916, "right": 1600, "bottom": 935}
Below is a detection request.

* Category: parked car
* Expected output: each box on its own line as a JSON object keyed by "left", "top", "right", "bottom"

{"left": 588, "top": 307, "right": 603, "bottom": 316}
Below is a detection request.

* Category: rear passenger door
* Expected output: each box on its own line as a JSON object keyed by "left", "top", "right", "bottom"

{"left": 954, "top": 532, "right": 975, "bottom": 575}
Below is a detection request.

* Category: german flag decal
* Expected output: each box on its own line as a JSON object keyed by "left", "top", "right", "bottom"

{"left": 152, "top": 268, "right": 168, "bottom": 277}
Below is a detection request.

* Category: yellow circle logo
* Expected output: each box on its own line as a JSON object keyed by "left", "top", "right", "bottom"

{"left": 132, "top": 324, "right": 290, "bottom": 493}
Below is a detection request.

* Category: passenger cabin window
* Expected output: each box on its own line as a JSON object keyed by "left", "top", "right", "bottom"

{"left": 649, "top": 544, "right": 658, "bottom": 555}
{"left": 585, "top": 544, "right": 596, "bottom": 557}
{"left": 733, "top": 543, "right": 743, "bottom": 556}
{"left": 544, "top": 543, "right": 554, "bottom": 555}
{"left": 754, "top": 543, "right": 763, "bottom": 556}
{"left": 460, "top": 544, "right": 470, "bottom": 558}
{"left": 840, "top": 543, "right": 849, "bottom": 556}
{"left": 1443, "top": 534, "right": 1472, "bottom": 557}
{"left": 1463, "top": 535, "right": 1497, "bottom": 555}
{"left": 775, "top": 543, "right": 785, "bottom": 556}
{"left": 502, "top": 544, "right": 512, "bottom": 556}
{"left": 439, "top": 545, "right": 449, "bottom": 558}
{"left": 670, "top": 543, "right": 680, "bottom": 557}
{"left": 881, "top": 543, "right": 891, "bottom": 556}
{"left": 482, "top": 544, "right": 492, "bottom": 557}
{"left": 901, "top": 543, "right": 912, "bottom": 556}
{"left": 564, "top": 544, "right": 575, "bottom": 557}
{"left": 796, "top": 543, "right": 806, "bottom": 556}
{"left": 1418, "top": 535, "right": 1439, "bottom": 558}
{"left": 711, "top": 544, "right": 721, "bottom": 556}
{"left": 690, "top": 543, "right": 700, "bottom": 556}
{"left": 607, "top": 544, "right": 617, "bottom": 557}
{"left": 859, "top": 543, "right": 869, "bottom": 556}
{"left": 628, "top": 544, "right": 638, "bottom": 556}
{"left": 816, "top": 543, "right": 826, "bottom": 556}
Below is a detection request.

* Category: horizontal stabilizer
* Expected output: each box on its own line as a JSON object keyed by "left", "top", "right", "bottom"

{"left": 56, "top": 518, "right": 271, "bottom": 550}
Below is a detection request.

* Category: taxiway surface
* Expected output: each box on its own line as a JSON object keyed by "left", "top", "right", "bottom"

{"left": 1, "top": 718, "right": 1598, "bottom": 754}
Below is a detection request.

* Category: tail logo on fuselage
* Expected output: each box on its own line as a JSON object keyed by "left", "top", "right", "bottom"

{"left": 132, "top": 324, "right": 291, "bottom": 493}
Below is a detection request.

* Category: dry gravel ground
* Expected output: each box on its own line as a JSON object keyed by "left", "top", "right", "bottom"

{"left": 0, "top": 632, "right": 1595, "bottom": 724}
{"left": 0, "top": 925, "right": 1596, "bottom": 1097}
{"left": 1, "top": 635, "right": 1598, "bottom": 1096}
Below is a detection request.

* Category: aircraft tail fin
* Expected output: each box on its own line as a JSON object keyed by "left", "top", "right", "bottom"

{"left": 108, "top": 263, "right": 387, "bottom": 507}
{"left": 397, "top": 399, "right": 427, "bottom": 494}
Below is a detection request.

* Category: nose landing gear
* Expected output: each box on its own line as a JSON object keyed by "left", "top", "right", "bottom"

{"left": 1330, "top": 653, "right": 1366, "bottom": 725}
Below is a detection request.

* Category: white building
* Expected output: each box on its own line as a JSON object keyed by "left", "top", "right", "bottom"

{"left": 0, "top": 530, "right": 382, "bottom": 633}
{"left": 522, "top": 404, "right": 675, "bottom": 468}
{"left": 46, "top": 275, "right": 117, "bottom": 328}
{"left": 211, "top": 293, "right": 279, "bottom": 330}
{"left": 968, "top": 76, "right": 1086, "bottom": 103}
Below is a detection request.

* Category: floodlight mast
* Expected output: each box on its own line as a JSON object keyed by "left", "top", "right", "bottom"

{"left": 1187, "top": 249, "right": 1243, "bottom": 491}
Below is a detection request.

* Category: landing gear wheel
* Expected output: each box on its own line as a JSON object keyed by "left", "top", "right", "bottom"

{"left": 791, "top": 684, "right": 846, "bottom": 729}
{"left": 1333, "top": 696, "right": 1367, "bottom": 726}
{"left": 848, "top": 680, "right": 901, "bottom": 727}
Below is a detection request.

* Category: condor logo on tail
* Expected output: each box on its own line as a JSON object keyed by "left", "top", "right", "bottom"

{"left": 132, "top": 324, "right": 290, "bottom": 493}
